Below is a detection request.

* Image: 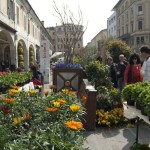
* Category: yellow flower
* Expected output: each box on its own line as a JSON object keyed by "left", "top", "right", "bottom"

{"left": 62, "top": 89, "right": 69, "bottom": 94}
{"left": 28, "top": 89, "right": 36, "bottom": 95}
{"left": 53, "top": 101, "right": 60, "bottom": 108}
{"left": 46, "top": 107, "right": 58, "bottom": 112}
{"left": 70, "top": 104, "right": 80, "bottom": 112}
{"left": 9, "top": 89, "right": 19, "bottom": 97}
{"left": 13, "top": 117, "right": 21, "bottom": 125}
{"left": 65, "top": 120, "right": 83, "bottom": 130}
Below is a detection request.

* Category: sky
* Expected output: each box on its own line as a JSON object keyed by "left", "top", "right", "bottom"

{"left": 28, "top": 0, "right": 119, "bottom": 46}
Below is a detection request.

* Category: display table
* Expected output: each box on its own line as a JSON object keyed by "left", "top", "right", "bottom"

{"left": 19, "top": 82, "right": 34, "bottom": 92}
{"left": 123, "top": 102, "right": 150, "bottom": 144}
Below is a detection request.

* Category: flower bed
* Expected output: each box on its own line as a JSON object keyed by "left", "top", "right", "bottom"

{"left": 0, "top": 86, "right": 86, "bottom": 149}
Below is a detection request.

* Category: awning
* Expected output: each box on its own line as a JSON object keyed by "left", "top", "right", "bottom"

{"left": 50, "top": 52, "right": 64, "bottom": 59}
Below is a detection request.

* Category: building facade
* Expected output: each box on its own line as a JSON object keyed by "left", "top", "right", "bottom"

{"left": 47, "top": 24, "right": 83, "bottom": 57}
{"left": 107, "top": 11, "right": 117, "bottom": 39}
{"left": 113, "top": 0, "right": 150, "bottom": 51}
{"left": 90, "top": 29, "right": 107, "bottom": 51}
{"left": 0, "top": 0, "right": 52, "bottom": 71}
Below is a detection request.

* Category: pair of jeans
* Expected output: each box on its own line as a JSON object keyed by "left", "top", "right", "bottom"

{"left": 117, "top": 77, "right": 125, "bottom": 92}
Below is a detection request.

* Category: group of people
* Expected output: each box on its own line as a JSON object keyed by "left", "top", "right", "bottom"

{"left": 107, "top": 45, "right": 150, "bottom": 92}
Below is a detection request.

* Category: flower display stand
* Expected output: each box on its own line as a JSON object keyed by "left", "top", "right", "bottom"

{"left": 52, "top": 68, "right": 84, "bottom": 92}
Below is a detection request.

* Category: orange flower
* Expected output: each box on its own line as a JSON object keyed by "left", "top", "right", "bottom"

{"left": 81, "top": 95, "right": 87, "bottom": 102}
{"left": 65, "top": 120, "right": 83, "bottom": 130}
{"left": 49, "top": 85, "right": 56, "bottom": 89}
{"left": 11, "top": 86, "right": 20, "bottom": 90}
{"left": 22, "top": 113, "right": 31, "bottom": 120}
{"left": 46, "top": 107, "right": 58, "bottom": 112}
{"left": 3, "top": 98, "right": 14, "bottom": 104}
{"left": 44, "top": 90, "right": 49, "bottom": 95}
{"left": 57, "top": 98, "right": 66, "bottom": 105}
{"left": 67, "top": 91, "right": 76, "bottom": 95}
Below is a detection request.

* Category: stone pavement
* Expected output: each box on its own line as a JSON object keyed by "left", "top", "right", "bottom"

{"left": 83, "top": 123, "right": 150, "bottom": 150}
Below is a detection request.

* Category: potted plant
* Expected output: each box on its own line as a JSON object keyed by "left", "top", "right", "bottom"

{"left": 122, "top": 84, "right": 134, "bottom": 105}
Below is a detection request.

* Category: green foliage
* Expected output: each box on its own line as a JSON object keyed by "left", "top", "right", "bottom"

{"left": 0, "top": 72, "right": 32, "bottom": 91}
{"left": 75, "top": 46, "right": 99, "bottom": 69}
{"left": 85, "top": 61, "right": 112, "bottom": 88}
{"left": 0, "top": 88, "right": 86, "bottom": 149}
{"left": 122, "top": 84, "right": 134, "bottom": 101}
{"left": 130, "top": 143, "right": 150, "bottom": 150}
{"left": 105, "top": 39, "right": 131, "bottom": 63}
{"left": 109, "top": 88, "right": 121, "bottom": 103}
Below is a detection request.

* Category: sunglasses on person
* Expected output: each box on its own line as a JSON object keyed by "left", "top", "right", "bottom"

{"left": 133, "top": 58, "right": 137, "bottom": 60}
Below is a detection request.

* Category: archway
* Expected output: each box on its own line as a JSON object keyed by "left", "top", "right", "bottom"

{"left": 0, "top": 30, "right": 14, "bottom": 71}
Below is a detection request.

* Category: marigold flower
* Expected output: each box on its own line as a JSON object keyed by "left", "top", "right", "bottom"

{"left": 13, "top": 117, "right": 21, "bottom": 125}
{"left": 81, "top": 95, "right": 87, "bottom": 101}
{"left": 44, "top": 90, "right": 49, "bottom": 95}
{"left": 28, "top": 89, "right": 36, "bottom": 95}
{"left": 62, "top": 89, "right": 69, "bottom": 94}
{"left": 46, "top": 107, "right": 58, "bottom": 112}
{"left": 11, "top": 86, "right": 21, "bottom": 90}
{"left": 67, "top": 91, "right": 76, "bottom": 95}
{"left": 65, "top": 120, "right": 83, "bottom": 130}
{"left": 22, "top": 113, "right": 31, "bottom": 120}
{"left": 70, "top": 104, "right": 80, "bottom": 112}
{"left": 53, "top": 101, "right": 60, "bottom": 108}
{"left": 49, "top": 85, "right": 56, "bottom": 89}
{"left": 3, "top": 98, "right": 14, "bottom": 104}
{"left": 9, "top": 89, "right": 19, "bottom": 97}
{"left": 57, "top": 98, "right": 66, "bottom": 105}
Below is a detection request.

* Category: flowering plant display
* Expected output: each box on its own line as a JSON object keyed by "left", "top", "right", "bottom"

{"left": 18, "top": 40, "right": 24, "bottom": 67}
{"left": 0, "top": 84, "right": 86, "bottom": 149}
{"left": 96, "top": 108, "right": 128, "bottom": 127}
{"left": 55, "top": 61, "right": 81, "bottom": 68}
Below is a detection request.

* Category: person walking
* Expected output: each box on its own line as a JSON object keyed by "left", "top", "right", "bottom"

{"left": 140, "top": 45, "right": 150, "bottom": 82}
{"left": 107, "top": 57, "right": 118, "bottom": 88}
{"left": 124, "top": 53, "right": 143, "bottom": 85}
{"left": 116, "top": 54, "right": 127, "bottom": 91}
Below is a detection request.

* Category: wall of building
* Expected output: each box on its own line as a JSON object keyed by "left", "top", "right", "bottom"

{"left": 0, "top": 0, "right": 52, "bottom": 71}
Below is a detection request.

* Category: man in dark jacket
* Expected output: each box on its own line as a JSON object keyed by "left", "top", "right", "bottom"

{"left": 107, "top": 57, "right": 118, "bottom": 88}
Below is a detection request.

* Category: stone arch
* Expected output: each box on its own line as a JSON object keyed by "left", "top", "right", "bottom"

{"left": 29, "top": 44, "right": 35, "bottom": 67}
{"left": 0, "top": 30, "right": 15, "bottom": 71}
{"left": 17, "top": 39, "right": 27, "bottom": 69}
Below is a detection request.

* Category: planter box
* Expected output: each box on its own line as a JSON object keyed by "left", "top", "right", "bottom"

{"left": 52, "top": 68, "right": 84, "bottom": 92}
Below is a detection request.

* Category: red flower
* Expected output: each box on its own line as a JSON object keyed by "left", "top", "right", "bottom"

{"left": 1, "top": 106, "right": 11, "bottom": 114}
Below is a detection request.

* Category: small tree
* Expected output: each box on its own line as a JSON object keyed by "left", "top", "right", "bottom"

{"left": 53, "top": 0, "right": 87, "bottom": 64}
{"left": 73, "top": 45, "right": 98, "bottom": 69}
{"left": 105, "top": 39, "right": 132, "bottom": 63}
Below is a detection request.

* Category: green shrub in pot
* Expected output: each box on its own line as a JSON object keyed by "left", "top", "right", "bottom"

{"left": 122, "top": 84, "right": 135, "bottom": 105}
